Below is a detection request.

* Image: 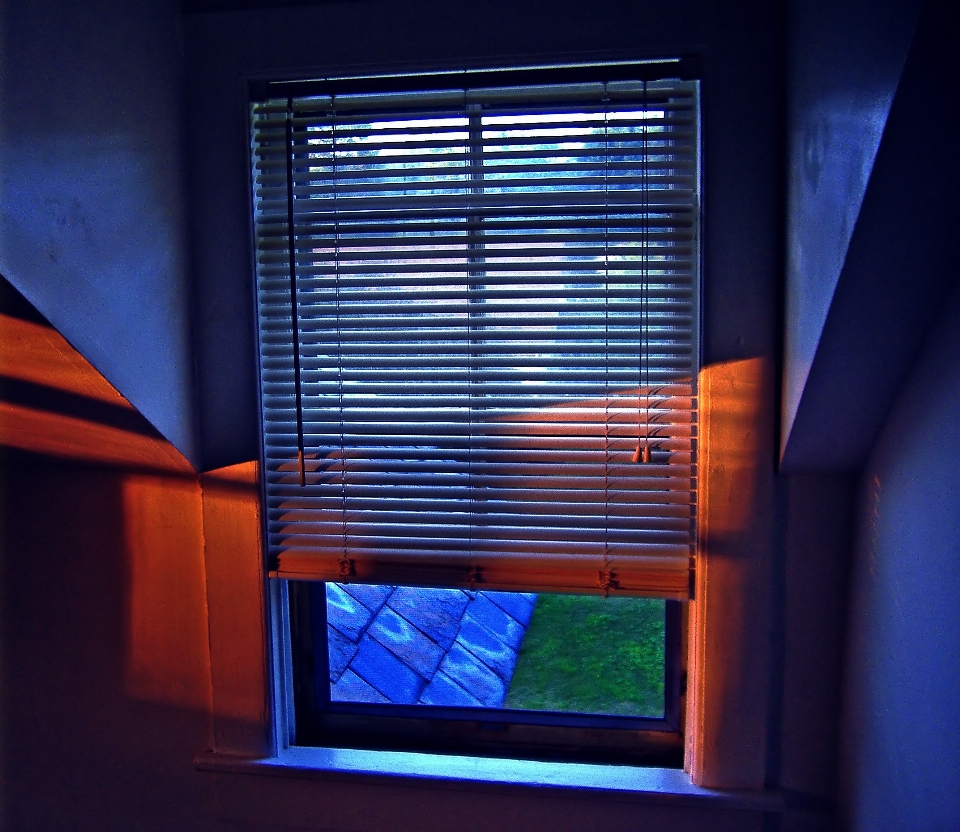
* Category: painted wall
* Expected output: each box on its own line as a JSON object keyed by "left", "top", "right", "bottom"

{"left": 783, "top": 0, "right": 960, "bottom": 471}
{"left": 0, "top": 276, "right": 213, "bottom": 830}
{"left": 0, "top": 0, "right": 859, "bottom": 828}
{"left": 782, "top": 0, "right": 920, "bottom": 458}
{"left": 839, "top": 277, "right": 960, "bottom": 830}
{"left": 0, "top": 276, "right": 807, "bottom": 832}
{"left": 0, "top": 0, "right": 200, "bottom": 466}
{"left": 778, "top": 473, "right": 854, "bottom": 802}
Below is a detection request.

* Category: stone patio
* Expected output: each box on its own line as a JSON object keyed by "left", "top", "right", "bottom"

{"left": 325, "top": 583, "right": 537, "bottom": 707}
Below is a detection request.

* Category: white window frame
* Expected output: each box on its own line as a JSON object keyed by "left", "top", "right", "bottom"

{"left": 249, "top": 65, "right": 695, "bottom": 755}
{"left": 196, "top": 356, "right": 778, "bottom": 801}
{"left": 193, "top": 53, "right": 780, "bottom": 809}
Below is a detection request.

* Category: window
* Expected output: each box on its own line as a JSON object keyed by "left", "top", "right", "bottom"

{"left": 250, "top": 62, "right": 699, "bottom": 764}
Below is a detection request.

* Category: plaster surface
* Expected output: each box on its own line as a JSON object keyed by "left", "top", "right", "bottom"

{"left": 782, "top": 0, "right": 921, "bottom": 462}
{"left": 0, "top": 0, "right": 200, "bottom": 465}
{"left": 840, "top": 278, "right": 960, "bottom": 831}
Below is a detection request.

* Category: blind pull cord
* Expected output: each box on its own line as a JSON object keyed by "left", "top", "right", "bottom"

{"left": 332, "top": 116, "right": 347, "bottom": 560}
{"left": 601, "top": 94, "right": 615, "bottom": 597}
{"left": 286, "top": 99, "right": 307, "bottom": 487}
{"left": 633, "top": 80, "right": 653, "bottom": 465}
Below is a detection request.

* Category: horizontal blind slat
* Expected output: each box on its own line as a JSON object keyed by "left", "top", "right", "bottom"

{"left": 253, "top": 77, "right": 699, "bottom": 597}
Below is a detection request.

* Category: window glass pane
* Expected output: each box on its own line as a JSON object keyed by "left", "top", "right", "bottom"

{"left": 326, "top": 582, "right": 665, "bottom": 718}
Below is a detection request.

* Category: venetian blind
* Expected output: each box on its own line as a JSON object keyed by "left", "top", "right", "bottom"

{"left": 251, "top": 76, "right": 699, "bottom": 598}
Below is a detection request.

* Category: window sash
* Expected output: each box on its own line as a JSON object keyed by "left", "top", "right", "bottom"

{"left": 252, "top": 77, "right": 699, "bottom": 598}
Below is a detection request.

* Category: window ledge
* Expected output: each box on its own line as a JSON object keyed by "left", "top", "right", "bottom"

{"left": 195, "top": 748, "right": 785, "bottom": 812}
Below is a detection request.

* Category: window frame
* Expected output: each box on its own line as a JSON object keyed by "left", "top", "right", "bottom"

{"left": 285, "top": 580, "right": 687, "bottom": 766}
{"left": 195, "top": 37, "right": 780, "bottom": 800}
{"left": 249, "top": 60, "right": 698, "bottom": 766}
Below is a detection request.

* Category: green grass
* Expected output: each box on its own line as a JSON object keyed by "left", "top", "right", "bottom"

{"left": 503, "top": 594, "right": 665, "bottom": 717}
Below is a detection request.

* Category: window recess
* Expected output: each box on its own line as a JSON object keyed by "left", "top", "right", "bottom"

{"left": 251, "top": 72, "right": 700, "bottom": 603}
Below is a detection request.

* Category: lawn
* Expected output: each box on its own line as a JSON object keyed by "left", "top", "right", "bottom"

{"left": 503, "top": 594, "right": 665, "bottom": 717}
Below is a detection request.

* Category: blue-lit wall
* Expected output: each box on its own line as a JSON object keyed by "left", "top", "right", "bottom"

{"left": 782, "top": 0, "right": 959, "bottom": 471}
{"left": 0, "top": 0, "right": 200, "bottom": 466}
{"left": 839, "top": 279, "right": 960, "bottom": 830}
{"left": 782, "top": 0, "right": 920, "bottom": 457}
{"left": 4, "top": 0, "right": 959, "bottom": 828}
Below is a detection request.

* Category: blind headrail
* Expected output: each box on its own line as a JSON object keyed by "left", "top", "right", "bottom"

{"left": 250, "top": 56, "right": 700, "bottom": 102}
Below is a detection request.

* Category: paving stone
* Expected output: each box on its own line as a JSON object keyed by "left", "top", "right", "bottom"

{"left": 454, "top": 617, "right": 518, "bottom": 681}
{"left": 368, "top": 605, "right": 444, "bottom": 678}
{"left": 463, "top": 594, "right": 527, "bottom": 652}
{"left": 438, "top": 643, "right": 506, "bottom": 707}
{"left": 350, "top": 634, "right": 425, "bottom": 704}
{"left": 325, "top": 582, "right": 374, "bottom": 641}
{"left": 484, "top": 590, "right": 537, "bottom": 627}
{"left": 387, "top": 586, "right": 470, "bottom": 649}
{"left": 327, "top": 624, "right": 359, "bottom": 683}
{"left": 419, "top": 671, "right": 484, "bottom": 707}
{"left": 341, "top": 582, "right": 394, "bottom": 614}
{"left": 331, "top": 668, "right": 390, "bottom": 704}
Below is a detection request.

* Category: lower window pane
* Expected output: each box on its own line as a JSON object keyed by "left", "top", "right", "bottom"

{"left": 325, "top": 583, "right": 665, "bottom": 719}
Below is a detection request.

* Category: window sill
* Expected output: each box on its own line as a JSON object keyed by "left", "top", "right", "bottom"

{"left": 195, "top": 747, "right": 785, "bottom": 812}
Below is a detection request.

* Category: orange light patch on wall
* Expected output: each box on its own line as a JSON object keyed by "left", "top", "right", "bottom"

{"left": 1, "top": 306, "right": 211, "bottom": 710}
{"left": 122, "top": 472, "right": 212, "bottom": 710}
{"left": 0, "top": 312, "right": 191, "bottom": 473}
{"left": 1, "top": 314, "right": 126, "bottom": 402}
{"left": 201, "top": 461, "right": 269, "bottom": 755}
{"left": 686, "top": 356, "right": 776, "bottom": 789}
{"left": 0, "top": 400, "right": 190, "bottom": 471}
{"left": 697, "top": 358, "right": 770, "bottom": 547}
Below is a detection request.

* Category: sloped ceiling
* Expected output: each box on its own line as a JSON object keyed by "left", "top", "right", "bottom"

{"left": 0, "top": 275, "right": 193, "bottom": 473}
{"left": 781, "top": 0, "right": 959, "bottom": 471}
{"left": 0, "top": 0, "right": 200, "bottom": 468}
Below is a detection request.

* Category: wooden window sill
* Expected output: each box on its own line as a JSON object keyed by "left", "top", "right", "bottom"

{"left": 195, "top": 747, "right": 785, "bottom": 812}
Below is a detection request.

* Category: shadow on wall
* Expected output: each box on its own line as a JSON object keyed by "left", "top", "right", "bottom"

{"left": 0, "top": 275, "right": 211, "bottom": 707}
{"left": 0, "top": 452, "right": 216, "bottom": 830}
{"left": 0, "top": 278, "right": 192, "bottom": 474}
{"left": 0, "top": 276, "right": 223, "bottom": 830}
